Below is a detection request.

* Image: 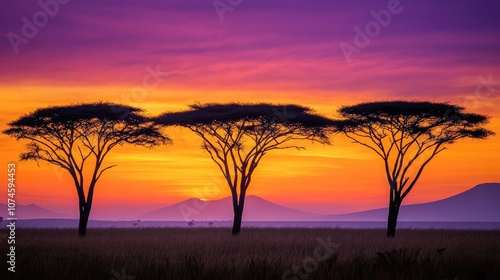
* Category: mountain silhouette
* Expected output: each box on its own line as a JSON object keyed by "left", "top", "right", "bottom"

{"left": 0, "top": 203, "right": 71, "bottom": 219}
{"left": 320, "top": 183, "right": 500, "bottom": 221}
{"left": 139, "top": 183, "right": 500, "bottom": 222}
{"left": 138, "top": 195, "right": 318, "bottom": 221}
{"left": 4, "top": 183, "right": 498, "bottom": 222}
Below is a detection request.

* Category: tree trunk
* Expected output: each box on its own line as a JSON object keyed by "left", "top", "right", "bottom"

{"left": 78, "top": 207, "right": 90, "bottom": 237}
{"left": 232, "top": 206, "right": 243, "bottom": 235}
{"left": 232, "top": 188, "right": 247, "bottom": 235}
{"left": 78, "top": 180, "right": 96, "bottom": 237}
{"left": 386, "top": 200, "right": 401, "bottom": 238}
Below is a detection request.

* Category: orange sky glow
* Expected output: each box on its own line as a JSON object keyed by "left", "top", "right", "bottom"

{"left": 1, "top": 85, "right": 498, "bottom": 219}
{"left": 0, "top": 0, "right": 499, "bottom": 219}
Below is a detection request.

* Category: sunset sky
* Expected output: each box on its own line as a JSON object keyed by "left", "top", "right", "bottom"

{"left": 0, "top": 0, "right": 499, "bottom": 220}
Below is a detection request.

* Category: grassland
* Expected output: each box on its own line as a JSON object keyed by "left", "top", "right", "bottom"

{"left": 1, "top": 228, "right": 499, "bottom": 279}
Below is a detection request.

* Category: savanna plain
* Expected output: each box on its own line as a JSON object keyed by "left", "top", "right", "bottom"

{"left": 1, "top": 228, "right": 499, "bottom": 280}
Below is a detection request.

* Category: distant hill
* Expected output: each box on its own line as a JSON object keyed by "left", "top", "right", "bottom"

{"left": 320, "top": 183, "right": 500, "bottom": 222}
{"left": 3, "top": 183, "right": 498, "bottom": 222}
{"left": 0, "top": 203, "right": 72, "bottom": 219}
{"left": 138, "top": 195, "right": 319, "bottom": 221}
{"left": 139, "top": 183, "right": 500, "bottom": 222}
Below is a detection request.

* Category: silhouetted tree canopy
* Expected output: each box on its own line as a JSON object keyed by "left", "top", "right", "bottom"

{"left": 156, "top": 103, "right": 336, "bottom": 234}
{"left": 5, "top": 103, "right": 167, "bottom": 151}
{"left": 3, "top": 102, "right": 171, "bottom": 236}
{"left": 158, "top": 103, "right": 335, "bottom": 136}
{"left": 335, "top": 100, "right": 494, "bottom": 237}
{"left": 338, "top": 101, "right": 492, "bottom": 143}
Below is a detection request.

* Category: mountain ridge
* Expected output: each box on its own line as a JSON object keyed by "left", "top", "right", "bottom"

{"left": 319, "top": 183, "right": 500, "bottom": 221}
{"left": 138, "top": 195, "right": 319, "bottom": 221}
{"left": 0, "top": 203, "right": 72, "bottom": 219}
{"left": 2, "top": 183, "right": 498, "bottom": 221}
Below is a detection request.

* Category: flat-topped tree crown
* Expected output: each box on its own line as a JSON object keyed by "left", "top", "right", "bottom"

{"left": 9, "top": 102, "right": 144, "bottom": 123}
{"left": 338, "top": 101, "right": 492, "bottom": 143}
{"left": 155, "top": 103, "right": 336, "bottom": 235}
{"left": 157, "top": 103, "right": 333, "bottom": 127}
{"left": 3, "top": 102, "right": 171, "bottom": 236}
{"left": 5, "top": 102, "right": 167, "bottom": 149}
{"left": 335, "top": 100, "right": 494, "bottom": 237}
{"left": 157, "top": 103, "right": 335, "bottom": 142}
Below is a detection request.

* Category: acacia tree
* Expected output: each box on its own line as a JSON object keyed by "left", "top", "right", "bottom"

{"left": 156, "top": 103, "right": 334, "bottom": 235}
{"left": 336, "top": 101, "right": 494, "bottom": 237}
{"left": 3, "top": 102, "right": 170, "bottom": 236}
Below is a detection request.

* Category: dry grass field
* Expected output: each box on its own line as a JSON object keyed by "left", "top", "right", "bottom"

{"left": 1, "top": 228, "right": 499, "bottom": 279}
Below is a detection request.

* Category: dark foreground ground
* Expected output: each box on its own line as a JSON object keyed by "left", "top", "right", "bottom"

{"left": 1, "top": 228, "right": 499, "bottom": 280}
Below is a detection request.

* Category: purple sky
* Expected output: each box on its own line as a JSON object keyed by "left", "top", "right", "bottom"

{"left": 1, "top": 0, "right": 499, "bottom": 97}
